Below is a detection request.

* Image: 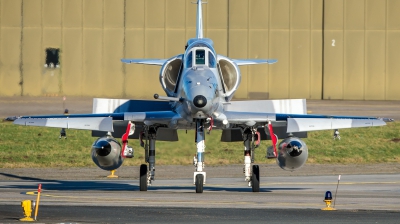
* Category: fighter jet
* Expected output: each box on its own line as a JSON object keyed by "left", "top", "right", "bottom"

{"left": 14, "top": 0, "right": 391, "bottom": 193}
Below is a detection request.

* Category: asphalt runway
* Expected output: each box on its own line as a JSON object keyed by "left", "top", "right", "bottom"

{"left": 0, "top": 97, "right": 399, "bottom": 223}
{"left": 0, "top": 173, "right": 399, "bottom": 223}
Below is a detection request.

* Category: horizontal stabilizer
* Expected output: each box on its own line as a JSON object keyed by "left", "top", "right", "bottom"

{"left": 124, "top": 111, "right": 179, "bottom": 123}
{"left": 287, "top": 118, "right": 386, "bottom": 133}
{"left": 224, "top": 99, "right": 306, "bottom": 114}
{"left": 93, "top": 98, "right": 171, "bottom": 113}
{"left": 223, "top": 111, "right": 276, "bottom": 125}
{"left": 232, "top": 59, "right": 277, "bottom": 66}
{"left": 121, "top": 58, "right": 167, "bottom": 66}
{"left": 14, "top": 117, "right": 114, "bottom": 132}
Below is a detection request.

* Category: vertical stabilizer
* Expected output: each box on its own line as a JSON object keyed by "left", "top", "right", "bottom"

{"left": 196, "top": 0, "right": 204, "bottom": 39}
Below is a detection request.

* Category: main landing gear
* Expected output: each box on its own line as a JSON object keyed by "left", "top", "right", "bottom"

{"left": 139, "top": 127, "right": 157, "bottom": 191}
{"left": 243, "top": 128, "right": 261, "bottom": 192}
{"left": 137, "top": 121, "right": 208, "bottom": 194}
{"left": 136, "top": 122, "right": 264, "bottom": 193}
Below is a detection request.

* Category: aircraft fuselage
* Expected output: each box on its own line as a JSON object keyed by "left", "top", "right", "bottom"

{"left": 172, "top": 38, "right": 229, "bottom": 123}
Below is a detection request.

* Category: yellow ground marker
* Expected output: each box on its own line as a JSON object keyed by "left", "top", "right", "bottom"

{"left": 20, "top": 200, "right": 34, "bottom": 222}
{"left": 20, "top": 184, "right": 42, "bottom": 221}
{"left": 107, "top": 170, "right": 118, "bottom": 178}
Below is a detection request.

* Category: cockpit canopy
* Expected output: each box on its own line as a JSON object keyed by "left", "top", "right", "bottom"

{"left": 185, "top": 49, "right": 216, "bottom": 68}
{"left": 184, "top": 40, "right": 216, "bottom": 69}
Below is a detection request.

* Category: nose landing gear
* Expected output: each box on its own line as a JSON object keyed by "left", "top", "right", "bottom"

{"left": 193, "top": 119, "right": 206, "bottom": 193}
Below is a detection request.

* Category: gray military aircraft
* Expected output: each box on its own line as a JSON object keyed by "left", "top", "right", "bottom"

{"left": 14, "top": 0, "right": 390, "bottom": 193}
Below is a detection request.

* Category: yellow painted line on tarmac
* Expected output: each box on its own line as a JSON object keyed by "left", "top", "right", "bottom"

{"left": 207, "top": 181, "right": 400, "bottom": 187}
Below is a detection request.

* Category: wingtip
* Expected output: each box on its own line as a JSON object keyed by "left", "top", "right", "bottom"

{"left": 121, "top": 59, "right": 131, "bottom": 64}
{"left": 380, "top": 117, "right": 395, "bottom": 122}
{"left": 267, "top": 59, "right": 278, "bottom": 64}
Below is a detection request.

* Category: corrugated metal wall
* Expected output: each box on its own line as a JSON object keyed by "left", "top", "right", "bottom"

{"left": 323, "top": 0, "right": 400, "bottom": 100}
{"left": 0, "top": 0, "right": 399, "bottom": 100}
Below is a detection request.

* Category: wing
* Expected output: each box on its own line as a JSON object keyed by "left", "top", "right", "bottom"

{"left": 277, "top": 114, "right": 387, "bottom": 132}
{"left": 222, "top": 99, "right": 388, "bottom": 132}
{"left": 121, "top": 58, "right": 167, "bottom": 66}
{"left": 222, "top": 111, "right": 387, "bottom": 132}
{"left": 13, "top": 111, "right": 180, "bottom": 132}
{"left": 232, "top": 59, "right": 278, "bottom": 66}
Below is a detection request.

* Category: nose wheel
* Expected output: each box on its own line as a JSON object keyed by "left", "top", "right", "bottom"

{"left": 195, "top": 174, "right": 204, "bottom": 193}
{"left": 139, "top": 164, "right": 148, "bottom": 191}
{"left": 251, "top": 165, "right": 260, "bottom": 192}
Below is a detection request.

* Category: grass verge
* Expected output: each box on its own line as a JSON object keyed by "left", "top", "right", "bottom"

{"left": 0, "top": 121, "right": 399, "bottom": 168}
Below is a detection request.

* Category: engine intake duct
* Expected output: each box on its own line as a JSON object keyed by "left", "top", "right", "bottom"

{"left": 160, "top": 55, "right": 183, "bottom": 96}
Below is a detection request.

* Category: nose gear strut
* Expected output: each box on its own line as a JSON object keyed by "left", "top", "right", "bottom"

{"left": 193, "top": 119, "right": 206, "bottom": 193}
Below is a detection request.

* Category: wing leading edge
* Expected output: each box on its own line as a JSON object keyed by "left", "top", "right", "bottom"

{"left": 14, "top": 117, "right": 114, "bottom": 132}
{"left": 14, "top": 111, "right": 180, "bottom": 132}
{"left": 286, "top": 117, "right": 386, "bottom": 132}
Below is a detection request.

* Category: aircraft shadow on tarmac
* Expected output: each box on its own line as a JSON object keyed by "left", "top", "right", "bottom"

{"left": 0, "top": 172, "right": 308, "bottom": 193}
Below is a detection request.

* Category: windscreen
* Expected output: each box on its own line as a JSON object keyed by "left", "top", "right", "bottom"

{"left": 195, "top": 50, "right": 205, "bottom": 65}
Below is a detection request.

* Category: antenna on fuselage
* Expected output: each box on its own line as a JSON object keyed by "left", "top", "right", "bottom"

{"left": 192, "top": 0, "right": 207, "bottom": 39}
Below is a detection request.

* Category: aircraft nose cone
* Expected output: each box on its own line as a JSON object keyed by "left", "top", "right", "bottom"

{"left": 193, "top": 95, "right": 207, "bottom": 108}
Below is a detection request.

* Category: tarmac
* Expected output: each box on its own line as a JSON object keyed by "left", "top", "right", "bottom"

{"left": 0, "top": 174, "right": 399, "bottom": 223}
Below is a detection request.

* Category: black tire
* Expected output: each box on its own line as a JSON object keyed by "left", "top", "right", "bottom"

{"left": 195, "top": 174, "right": 204, "bottom": 193}
{"left": 251, "top": 165, "right": 260, "bottom": 192}
{"left": 140, "top": 164, "right": 148, "bottom": 191}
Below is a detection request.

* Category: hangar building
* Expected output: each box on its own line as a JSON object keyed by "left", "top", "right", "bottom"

{"left": 0, "top": 0, "right": 399, "bottom": 100}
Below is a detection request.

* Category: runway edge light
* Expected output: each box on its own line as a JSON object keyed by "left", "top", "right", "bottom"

{"left": 321, "top": 191, "right": 336, "bottom": 211}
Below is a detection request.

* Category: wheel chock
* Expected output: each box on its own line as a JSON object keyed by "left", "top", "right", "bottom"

{"left": 20, "top": 200, "right": 35, "bottom": 221}
{"left": 107, "top": 169, "right": 118, "bottom": 178}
